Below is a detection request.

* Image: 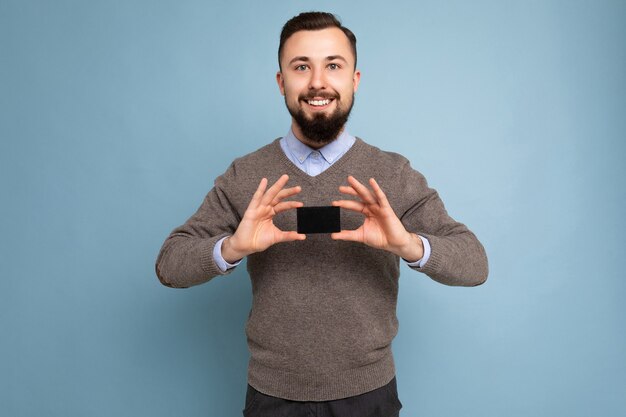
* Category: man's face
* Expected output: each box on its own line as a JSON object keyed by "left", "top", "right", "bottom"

{"left": 277, "top": 27, "right": 361, "bottom": 147}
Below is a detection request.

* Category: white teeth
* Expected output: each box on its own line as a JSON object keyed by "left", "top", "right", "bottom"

{"left": 307, "top": 99, "right": 331, "bottom": 106}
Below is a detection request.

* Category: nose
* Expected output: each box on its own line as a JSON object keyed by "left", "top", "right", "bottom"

{"left": 308, "top": 66, "right": 326, "bottom": 90}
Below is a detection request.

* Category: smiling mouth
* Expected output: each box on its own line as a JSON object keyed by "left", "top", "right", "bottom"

{"left": 304, "top": 98, "right": 334, "bottom": 108}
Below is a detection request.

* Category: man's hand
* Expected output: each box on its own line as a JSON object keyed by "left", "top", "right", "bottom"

{"left": 331, "top": 176, "right": 424, "bottom": 262}
{"left": 222, "top": 174, "right": 306, "bottom": 263}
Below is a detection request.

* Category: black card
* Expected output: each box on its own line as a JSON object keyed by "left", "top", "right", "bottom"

{"left": 297, "top": 206, "right": 340, "bottom": 234}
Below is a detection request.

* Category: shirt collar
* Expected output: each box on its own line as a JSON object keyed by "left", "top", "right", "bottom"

{"left": 284, "top": 128, "right": 355, "bottom": 164}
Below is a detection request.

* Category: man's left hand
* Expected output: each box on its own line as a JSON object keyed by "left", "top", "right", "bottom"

{"left": 331, "top": 176, "right": 424, "bottom": 262}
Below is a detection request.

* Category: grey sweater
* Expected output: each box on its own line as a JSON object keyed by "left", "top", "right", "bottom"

{"left": 155, "top": 137, "right": 488, "bottom": 401}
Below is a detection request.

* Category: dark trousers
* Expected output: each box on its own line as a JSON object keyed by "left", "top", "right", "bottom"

{"left": 242, "top": 377, "right": 402, "bottom": 417}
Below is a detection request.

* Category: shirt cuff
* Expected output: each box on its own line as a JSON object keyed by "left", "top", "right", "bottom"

{"left": 404, "top": 235, "right": 431, "bottom": 268}
{"left": 213, "top": 236, "right": 242, "bottom": 272}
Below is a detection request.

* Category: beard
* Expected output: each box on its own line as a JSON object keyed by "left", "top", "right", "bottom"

{"left": 285, "top": 90, "right": 355, "bottom": 146}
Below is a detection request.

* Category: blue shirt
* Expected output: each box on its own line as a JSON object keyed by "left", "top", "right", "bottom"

{"left": 279, "top": 128, "right": 355, "bottom": 177}
{"left": 214, "top": 129, "right": 431, "bottom": 271}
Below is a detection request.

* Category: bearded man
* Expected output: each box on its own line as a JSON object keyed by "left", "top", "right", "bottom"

{"left": 156, "top": 11, "right": 488, "bottom": 417}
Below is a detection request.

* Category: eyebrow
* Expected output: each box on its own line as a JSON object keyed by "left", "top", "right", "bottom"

{"left": 288, "top": 55, "right": 349, "bottom": 66}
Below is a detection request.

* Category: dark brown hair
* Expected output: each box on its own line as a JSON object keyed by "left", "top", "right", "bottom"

{"left": 278, "top": 11, "right": 357, "bottom": 70}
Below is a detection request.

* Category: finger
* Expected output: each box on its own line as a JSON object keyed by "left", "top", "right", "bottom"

{"left": 338, "top": 185, "right": 359, "bottom": 197}
{"left": 369, "top": 178, "right": 391, "bottom": 208}
{"left": 261, "top": 174, "right": 290, "bottom": 205}
{"left": 331, "top": 229, "right": 363, "bottom": 242}
{"left": 347, "top": 176, "right": 377, "bottom": 204}
{"left": 273, "top": 200, "right": 304, "bottom": 214}
{"left": 276, "top": 230, "right": 307, "bottom": 243}
{"left": 249, "top": 178, "right": 268, "bottom": 208}
{"left": 332, "top": 199, "right": 366, "bottom": 213}
{"left": 271, "top": 185, "right": 302, "bottom": 205}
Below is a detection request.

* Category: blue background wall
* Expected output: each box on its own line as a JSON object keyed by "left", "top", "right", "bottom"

{"left": 1, "top": 1, "right": 624, "bottom": 416}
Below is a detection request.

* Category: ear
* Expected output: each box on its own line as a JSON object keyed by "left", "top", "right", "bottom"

{"left": 276, "top": 71, "right": 285, "bottom": 96}
{"left": 353, "top": 69, "right": 361, "bottom": 93}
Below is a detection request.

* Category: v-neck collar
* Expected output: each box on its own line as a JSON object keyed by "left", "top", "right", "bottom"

{"left": 273, "top": 136, "right": 365, "bottom": 184}
{"left": 282, "top": 129, "right": 355, "bottom": 166}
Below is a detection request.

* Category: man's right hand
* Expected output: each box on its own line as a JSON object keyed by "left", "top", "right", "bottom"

{"left": 221, "top": 174, "right": 306, "bottom": 263}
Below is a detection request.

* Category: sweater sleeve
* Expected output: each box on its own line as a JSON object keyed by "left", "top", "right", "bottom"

{"left": 397, "top": 162, "right": 489, "bottom": 287}
{"left": 155, "top": 164, "right": 243, "bottom": 288}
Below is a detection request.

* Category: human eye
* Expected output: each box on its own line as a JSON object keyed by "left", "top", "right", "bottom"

{"left": 294, "top": 64, "right": 308, "bottom": 71}
{"left": 328, "top": 63, "right": 341, "bottom": 70}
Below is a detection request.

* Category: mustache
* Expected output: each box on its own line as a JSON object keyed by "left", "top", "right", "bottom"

{"left": 299, "top": 91, "right": 339, "bottom": 100}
